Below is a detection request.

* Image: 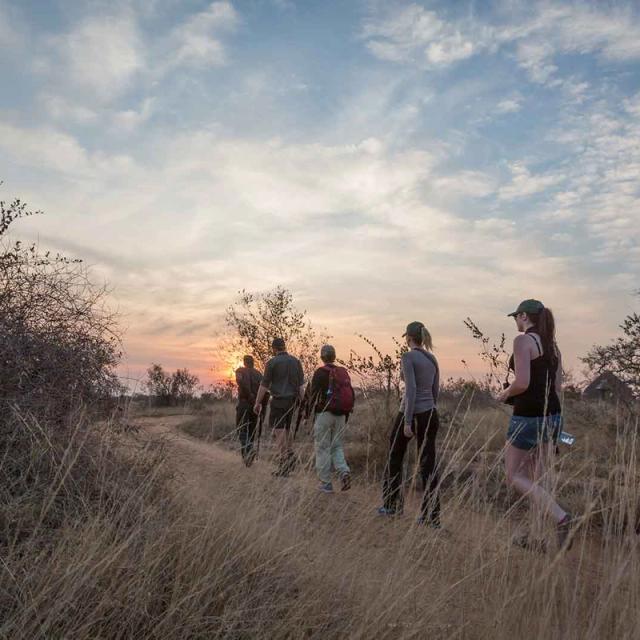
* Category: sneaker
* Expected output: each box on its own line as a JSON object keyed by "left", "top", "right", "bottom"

{"left": 557, "top": 513, "right": 574, "bottom": 551}
{"left": 340, "top": 473, "right": 351, "bottom": 492}
{"left": 416, "top": 516, "right": 441, "bottom": 529}
{"left": 319, "top": 482, "right": 334, "bottom": 493}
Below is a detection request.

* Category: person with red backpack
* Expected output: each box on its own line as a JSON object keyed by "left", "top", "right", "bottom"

{"left": 304, "top": 344, "right": 355, "bottom": 493}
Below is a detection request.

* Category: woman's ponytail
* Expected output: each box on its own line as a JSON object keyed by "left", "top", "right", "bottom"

{"left": 533, "top": 308, "right": 557, "bottom": 359}
{"left": 421, "top": 326, "right": 433, "bottom": 352}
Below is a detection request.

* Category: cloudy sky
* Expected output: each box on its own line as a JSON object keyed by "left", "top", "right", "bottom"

{"left": 1, "top": 0, "right": 639, "bottom": 388}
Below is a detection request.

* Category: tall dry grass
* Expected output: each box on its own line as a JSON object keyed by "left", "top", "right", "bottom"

{"left": 0, "top": 409, "right": 349, "bottom": 639}
{"left": 178, "top": 392, "right": 639, "bottom": 638}
{"left": 2, "top": 394, "right": 639, "bottom": 638}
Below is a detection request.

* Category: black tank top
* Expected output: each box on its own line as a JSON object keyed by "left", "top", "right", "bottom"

{"left": 508, "top": 330, "right": 562, "bottom": 417}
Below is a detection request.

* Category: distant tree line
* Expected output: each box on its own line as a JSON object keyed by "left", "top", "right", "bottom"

{"left": 145, "top": 364, "right": 200, "bottom": 406}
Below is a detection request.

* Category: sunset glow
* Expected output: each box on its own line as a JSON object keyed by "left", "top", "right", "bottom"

{"left": 226, "top": 355, "right": 245, "bottom": 382}
{"left": 1, "top": 1, "right": 638, "bottom": 388}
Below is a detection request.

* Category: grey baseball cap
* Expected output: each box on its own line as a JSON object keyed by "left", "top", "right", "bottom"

{"left": 402, "top": 321, "right": 425, "bottom": 339}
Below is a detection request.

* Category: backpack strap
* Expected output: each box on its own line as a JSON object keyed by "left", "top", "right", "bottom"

{"left": 527, "top": 333, "right": 543, "bottom": 357}
{"left": 316, "top": 365, "right": 334, "bottom": 412}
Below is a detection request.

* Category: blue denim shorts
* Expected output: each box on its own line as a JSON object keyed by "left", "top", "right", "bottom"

{"left": 507, "top": 414, "right": 563, "bottom": 451}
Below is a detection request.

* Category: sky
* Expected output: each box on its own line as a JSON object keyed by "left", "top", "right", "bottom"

{"left": 1, "top": 0, "right": 639, "bottom": 390}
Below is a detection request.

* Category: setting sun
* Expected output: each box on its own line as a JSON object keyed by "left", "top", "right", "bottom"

{"left": 226, "top": 353, "right": 245, "bottom": 381}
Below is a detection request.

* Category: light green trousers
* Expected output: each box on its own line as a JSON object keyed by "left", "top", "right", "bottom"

{"left": 313, "top": 411, "right": 350, "bottom": 484}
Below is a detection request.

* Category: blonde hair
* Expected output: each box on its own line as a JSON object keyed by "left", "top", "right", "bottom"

{"left": 421, "top": 326, "right": 434, "bottom": 351}
{"left": 408, "top": 325, "right": 434, "bottom": 351}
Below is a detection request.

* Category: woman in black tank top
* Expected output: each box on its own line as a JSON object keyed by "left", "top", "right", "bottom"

{"left": 507, "top": 330, "right": 562, "bottom": 418}
{"left": 497, "top": 299, "right": 573, "bottom": 550}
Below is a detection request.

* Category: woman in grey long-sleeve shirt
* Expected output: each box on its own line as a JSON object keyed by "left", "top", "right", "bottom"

{"left": 402, "top": 345, "right": 439, "bottom": 420}
{"left": 378, "top": 321, "right": 442, "bottom": 527}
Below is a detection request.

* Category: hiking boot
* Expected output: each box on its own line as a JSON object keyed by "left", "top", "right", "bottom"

{"left": 377, "top": 506, "right": 402, "bottom": 517}
{"left": 557, "top": 513, "right": 574, "bottom": 551}
{"left": 319, "top": 481, "right": 334, "bottom": 493}
{"left": 512, "top": 534, "right": 547, "bottom": 554}
{"left": 243, "top": 449, "right": 256, "bottom": 468}
{"left": 282, "top": 451, "right": 297, "bottom": 475}
{"left": 340, "top": 473, "right": 351, "bottom": 492}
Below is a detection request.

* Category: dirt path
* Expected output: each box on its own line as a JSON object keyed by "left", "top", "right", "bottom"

{"left": 135, "top": 413, "right": 602, "bottom": 638}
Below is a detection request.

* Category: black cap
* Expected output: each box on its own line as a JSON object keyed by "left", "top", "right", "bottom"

{"left": 507, "top": 299, "right": 545, "bottom": 317}
{"left": 402, "top": 321, "right": 425, "bottom": 339}
{"left": 272, "top": 337, "right": 286, "bottom": 350}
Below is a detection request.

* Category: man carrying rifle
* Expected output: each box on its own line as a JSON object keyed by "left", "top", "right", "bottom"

{"left": 304, "top": 345, "right": 354, "bottom": 493}
{"left": 254, "top": 338, "right": 304, "bottom": 477}
{"left": 235, "top": 355, "right": 265, "bottom": 467}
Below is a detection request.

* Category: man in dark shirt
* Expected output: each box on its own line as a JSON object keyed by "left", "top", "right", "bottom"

{"left": 235, "top": 355, "right": 264, "bottom": 466}
{"left": 304, "top": 345, "right": 352, "bottom": 492}
{"left": 254, "top": 337, "right": 304, "bottom": 476}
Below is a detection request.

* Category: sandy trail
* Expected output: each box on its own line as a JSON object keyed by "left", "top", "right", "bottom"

{"left": 135, "top": 413, "right": 601, "bottom": 637}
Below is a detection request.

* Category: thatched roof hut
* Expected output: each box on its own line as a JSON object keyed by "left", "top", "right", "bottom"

{"left": 582, "top": 372, "right": 635, "bottom": 403}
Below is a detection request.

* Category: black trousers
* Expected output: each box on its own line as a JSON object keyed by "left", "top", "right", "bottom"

{"left": 382, "top": 409, "right": 441, "bottom": 523}
{"left": 236, "top": 405, "right": 258, "bottom": 457}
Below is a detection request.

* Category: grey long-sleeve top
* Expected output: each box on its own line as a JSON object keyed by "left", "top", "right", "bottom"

{"left": 401, "top": 348, "right": 439, "bottom": 420}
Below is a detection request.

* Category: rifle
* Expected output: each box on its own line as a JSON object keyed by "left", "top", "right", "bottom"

{"left": 256, "top": 409, "right": 265, "bottom": 457}
{"left": 292, "top": 397, "right": 306, "bottom": 441}
{"left": 255, "top": 393, "right": 269, "bottom": 457}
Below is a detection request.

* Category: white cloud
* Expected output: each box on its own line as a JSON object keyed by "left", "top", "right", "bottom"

{"left": 163, "top": 134, "right": 436, "bottom": 223}
{"left": 362, "top": 2, "right": 640, "bottom": 88}
{"left": 168, "top": 1, "right": 238, "bottom": 70}
{"left": 562, "top": 79, "right": 590, "bottom": 103}
{"left": 362, "top": 4, "right": 483, "bottom": 67}
{"left": 0, "top": 122, "right": 90, "bottom": 173}
{"left": 41, "top": 93, "right": 99, "bottom": 124}
{"left": 515, "top": 40, "right": 559, "bottom": 85}
{"left": 112, "top": 97, "right": 155, "bottom": 131}
{"left": 49, "top": 13, "right": 144, "bottom": 102}
{"left": 0, "top": 121, "right": 137, "bottom": 181}
{"left": 30, "top": 2, "right": 239, "bottom": 128}
{"left": 498, "top": 162, "right": 565, "bottom": 201}
{"left": 511, "top": 5, "right": 640, "bottom": 85}
{"left": 541, "top": 95, "right": 640, "bottom": 267}
{"left": 550, "top": 5, "right": 640, "bottom": 62}
{"left": 432, "top": 170, "right": 496, "bottom": 198}
{"left": 551, "top": 232, "right": 572, "bottom": 243}
{"left": 495, "top": 96, "right": 522, "bottom": 114}
{"left": 624, "top": 93, "right": 640, "bottom": 118}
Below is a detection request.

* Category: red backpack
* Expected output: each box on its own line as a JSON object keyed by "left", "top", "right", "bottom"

{"left": 324, "top": 365, "right": 355, "bottom": 414}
